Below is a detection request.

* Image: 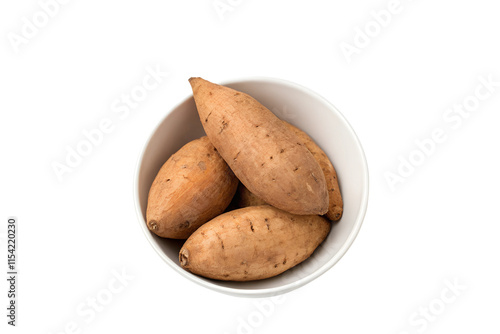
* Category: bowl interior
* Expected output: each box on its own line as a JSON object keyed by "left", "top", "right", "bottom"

{"left": 135, "top": 78, "right": 368, "bottom": 296}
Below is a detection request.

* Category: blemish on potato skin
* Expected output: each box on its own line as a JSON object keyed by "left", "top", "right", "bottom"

{"left": 198, "top": 161, "right": 206, "bottom": 171}
{"left": 234, "top": 151, "right": 241, "bottom": 162}
{"left": 283, "top": 258, "right": 287, "bottom": 265}
{"left": 280, "top": 149, "right": 285, "bottom": 153}
{"left": 219, "top": 120, "right": 229, "bottom": 134}
{"left": 249, "top": 221, "right": 255, "bottom": 232}
{"left": 205, "top": 111, "right": 212, "bottom": 122}
{"left": 311, "top": 173, "right": 318, "bottom": 182}
{"left": 214, "top": 232, "right": 225, "bottom": 249}
{"left": 274, "top": 264, "right": 278, "bottom": 268}
{"left": 148, "top": 220, "right": 158, "bottom": 231}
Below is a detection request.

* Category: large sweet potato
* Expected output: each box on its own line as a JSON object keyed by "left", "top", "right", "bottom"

{"left": 179, "top": 205, "right": 330, "bottom": 281}
{"left": 189, "top": 77, "right": 328, "bottom": 215}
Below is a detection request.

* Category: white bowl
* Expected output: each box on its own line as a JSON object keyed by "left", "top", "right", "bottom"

{"left": 134, "top": 77, "right": 369, "bottom": 297}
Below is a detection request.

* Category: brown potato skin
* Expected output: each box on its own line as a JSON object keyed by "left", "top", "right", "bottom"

{"left": 146, "top": 136, "right": 238, "bottom": 239}
{"left": 232, "top": 123, "right": 344, "bottom": 221}
{"left": 179, "top": 205, "right": 331, "bottom": 281}
{"left": 283, "top": 123, "right": 344, "bottom": 221}
{"left": 189, "top": 77, "right": 328, "bottom": 215}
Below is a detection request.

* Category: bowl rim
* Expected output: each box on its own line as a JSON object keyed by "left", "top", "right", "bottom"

{"left": 133, "top": 76, "right": 369, "bottom": 297}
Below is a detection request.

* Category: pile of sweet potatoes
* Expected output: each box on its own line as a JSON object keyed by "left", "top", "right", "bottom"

{"left": 146, "top": 78, "right": 343, "bottom": 281}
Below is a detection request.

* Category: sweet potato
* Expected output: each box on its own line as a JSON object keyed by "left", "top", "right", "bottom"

{"left": 146, "top": 136, "right": 238, "bottom": 239}
{"left": 179, "top": 205, "right": 330, "bottom": 281}
{"left": 189, "top": 77, "right": 328, "bottom": 215}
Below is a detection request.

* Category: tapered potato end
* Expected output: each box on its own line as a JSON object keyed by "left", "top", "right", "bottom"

{"left": 179, "top": 248, "right": 190, "bottom": 268}
{"left": 189, "top": 77, "right": 210, "bottom": 94}
{"left": 188, "top": 77, "right": 200, "bottom": 87}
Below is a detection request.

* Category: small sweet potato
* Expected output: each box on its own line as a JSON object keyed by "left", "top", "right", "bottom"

{"left": 179, "top": 205, "right": 330, "bottom": 281}
{"left": 189, "top": 77, "right": 328, "bottom": 215}
{"left": 146, "top": 136, "right": 238, "bottom": 239}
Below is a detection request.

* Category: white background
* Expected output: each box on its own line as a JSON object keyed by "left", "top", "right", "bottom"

{"left": 1, "top": 0, "right": 500, "bottom": 333}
